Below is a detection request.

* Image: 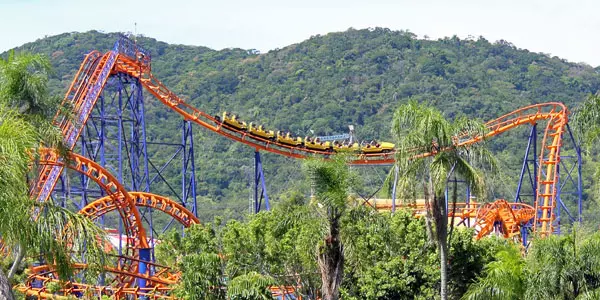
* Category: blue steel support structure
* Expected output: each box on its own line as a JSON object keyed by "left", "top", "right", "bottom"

{"left": 553, "top": 124, "right": 583, "bottom": 233}
{"left": 254, "top": 151, "right": 270, "bottom": 213}
{"left": 53, "top": 38, "right": 199, "bottom": 286}
{"left": 514, "top": 123, "right": 582, "bottom": 244}
{"left": 514, "top": 124, "right": 537, "bottom": 246}
{"left": 391, "top": 165, "right": 399, "bottom": 213}
{"left": 182, "top": 120, "right": 198, "bottom": 217}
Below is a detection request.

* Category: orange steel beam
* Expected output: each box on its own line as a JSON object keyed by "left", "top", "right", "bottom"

{"left": 474, "top": 200, "right": 536, "bottom": 240}
{"left": 29, "top": 52, "right": 101, "bottom": 200}
{"left": 53, "top": 51, "right": 101, "bottom": 125}
{"left": 19, "top": 191, "right": 200, "bottom": 299}
{"left": 18, "top": 263, "right": 178, "bottom": 299}
{"left": 79, "top": 192, "right": 199, "bottom": 286}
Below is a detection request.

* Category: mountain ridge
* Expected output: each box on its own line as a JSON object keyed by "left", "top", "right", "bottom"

{"left": 7, "top": 28, "right": 599, "bottom": 221}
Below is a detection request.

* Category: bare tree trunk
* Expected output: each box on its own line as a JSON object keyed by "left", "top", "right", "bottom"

{"left": 448, "top": 179, "right": 458, "bottom": 243}
{"left": 0, "top": 268, "right": 15, "bottom": 300}
{"left": 7, "top": 245, "right": 24, "bottom": 279}
{"left": 423, "top": 179, "right": 435, "bottom": 246}
{"left": 439, "top": 230, "right": 449, "bottom": 300}
{"left": 318, "top": 215, "right": 344, "bottom": 300}
{"left": 432, "top": 194, "right": 449, "bottom": 300}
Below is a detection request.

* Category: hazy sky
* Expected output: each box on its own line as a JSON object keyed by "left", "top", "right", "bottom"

{"left": 1, "top": 0, "right": 599, "bottom": 66}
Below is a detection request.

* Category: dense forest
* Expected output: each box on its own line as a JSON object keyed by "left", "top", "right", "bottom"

{"left": 8, "top": 28, "right": 600, "bottom": 222}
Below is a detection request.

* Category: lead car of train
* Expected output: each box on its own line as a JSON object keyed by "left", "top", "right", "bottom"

{"left": 215, "top": 112, "right": 395, "bottom": 153}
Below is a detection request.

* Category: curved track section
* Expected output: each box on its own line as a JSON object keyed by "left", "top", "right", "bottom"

{"left": 38, "top": 149, "right": 148, "bottom": 249}
{"left": 474, "top": 200, "right": 536, "bottom": 240}
{"left": 21, "top": 192, "right": 198, "bottom": 299}
{"left": 367, "top": 199, "right": 536, "bottom": 240}
{"left": 18, "top": 261, "right": 177, "bottom": 299}
{"left": 81, "top": 192, "right": 200, "bottom": 228}
{"left": 37, "top": 149, "right": 147, "bottom": 288}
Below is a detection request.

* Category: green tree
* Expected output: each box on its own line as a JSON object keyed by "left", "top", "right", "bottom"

{"left": 462, "top": 244, "right": 525, "bottom": 300}
{"left": 157, "top": 223, "right": 226, "bottom": 300}
{"left": 227, "top": 272, "right": 275, "bottom": 300}
{"left": 0, "top": 51, "right": 105, "bottom": 299}
{"left": 464, "top": 230, "right": 600, "bottom": 300}
{"left": 525, "top": 230, "right": 600, "bottom": 299}
{"left": 303, "top": 156, "right": 357, "bottom": 300}
{"left": 390, "top": 100, "right": 493, "bottom": 300}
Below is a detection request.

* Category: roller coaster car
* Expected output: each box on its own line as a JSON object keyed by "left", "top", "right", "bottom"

{"left": 304, "top": 137, "right": 333, "bottom": 152}
{"left": 276, "top": 131, "right": 303, "bottom": 146}
{"left": 248, "top": 123, "right": 275, "bottom": 140}
{"left": 220, "top": 111, "right": 247, "bottom": 131}
{"left": 360, "top": 141, "right": 395, "bottom": 153}
{"left": 333, "top": 141, "right": 360, "bottom": 152}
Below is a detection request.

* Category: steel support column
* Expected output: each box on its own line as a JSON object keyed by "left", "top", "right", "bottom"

{"left": 254, "top": 151, "right": 270, "bottom": 213}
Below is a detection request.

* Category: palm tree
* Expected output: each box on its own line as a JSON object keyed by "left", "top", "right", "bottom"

{"left": 573, "top": 94, "right": 600, "bottom": 207}
{"left": 303, "top": 156, "right": 356, "bottom": 300}
{"left": 464, "top": 230, "right": 600, "bottom": 300}
{"left": 524, "top": 230, "right": 600, "bottom": 299}
{"left": 0, "top": 50, "right": 58, "bottom": 117}
{"left": 0, "top": 51, "right": 105, "bottom": 299}
{"left": 390, "top": 100, "right": 493, "bottom": 300}
{"left": 462, "top": 244, "right": 525, "bottom": 300}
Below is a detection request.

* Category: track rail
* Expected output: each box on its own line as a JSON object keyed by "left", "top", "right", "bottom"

{"left": 81, "top": 192, "right": 200, "bottom": 228}
{"left": 113, "top": 53, "right": 567, "bottom": 234}
{"left": 37, "top": 149, "right": 148, "bottom": 288}
{"left": 367, "top": 199, "right": 536, "bottom": 240}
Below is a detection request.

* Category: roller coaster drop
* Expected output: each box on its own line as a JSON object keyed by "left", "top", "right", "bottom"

{"left": 18, "top": 36, "right": 583, "bottom": 298}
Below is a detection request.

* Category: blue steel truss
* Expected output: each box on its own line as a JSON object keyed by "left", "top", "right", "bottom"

{"left": 52, "top": 52, "right": 198, "bottom": 262}
{"left": 254, "top": 151, "right": 270, "bottom": 213}
{"left": 514, "top": 123, "right": 583, "bottom": 243}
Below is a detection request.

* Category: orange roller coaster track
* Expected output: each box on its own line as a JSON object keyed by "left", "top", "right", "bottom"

{"left": 366, "top": 198, "right": 537, "bottom": 241}
{"left": 23, "top": 37, "right": 577, "bottom": 299}
{"left": 32, "top": 41, "right": 570, "bottom": 237}
{"left": 116, "top": 53, "right": 567, "bottom": 236}
{"left": 81, "top": 192, "right": 200, "bottom": 228}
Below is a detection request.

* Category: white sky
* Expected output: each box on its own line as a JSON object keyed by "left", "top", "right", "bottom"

{"left": 1, "top": 0, "right": 599, "bottom": 66}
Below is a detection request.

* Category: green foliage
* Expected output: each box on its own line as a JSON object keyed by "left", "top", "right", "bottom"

{"left": 341, "top": 209, "right": 501, "bottom": 299}
{"left": 465, "top": 230, "right": 600, "bottom": 300}
{"left": 0, "top": 51, "right": 107, "bottom": 297}
{"left": 340, "top": 209, "right": 439, "bottom": 299}
{"left": 0, "top": 50, "right": 58, "bottom": 117}
{"left": 156, "top": 224, "right": 226, "bottom": 300}
{"left": 227, "top": 272, "right": 275, "bottom": 300}
{"left": 303, "top": 155, "right": 356, "bottom": 213}
{"left": 160, "top": 203, "right": 500, "bottom": 299}
{"left": 462, "top": 244, "right": 526, "bottom": 300}
{"left": 7, "top": 29, "right": 600, "bottom": 221}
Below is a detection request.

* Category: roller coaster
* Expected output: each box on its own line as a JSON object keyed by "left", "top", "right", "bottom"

{"left": 16, "top": 36, "right": 583, "bottom": 298}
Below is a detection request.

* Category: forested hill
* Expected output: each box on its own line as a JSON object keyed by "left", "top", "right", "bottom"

{"left": 10, "top": 28, "right": 600, "bottom": 221}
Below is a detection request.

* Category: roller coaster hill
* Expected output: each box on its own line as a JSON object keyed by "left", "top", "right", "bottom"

{"left": 18, "top": 35, "right": 584, "bottom": 298}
